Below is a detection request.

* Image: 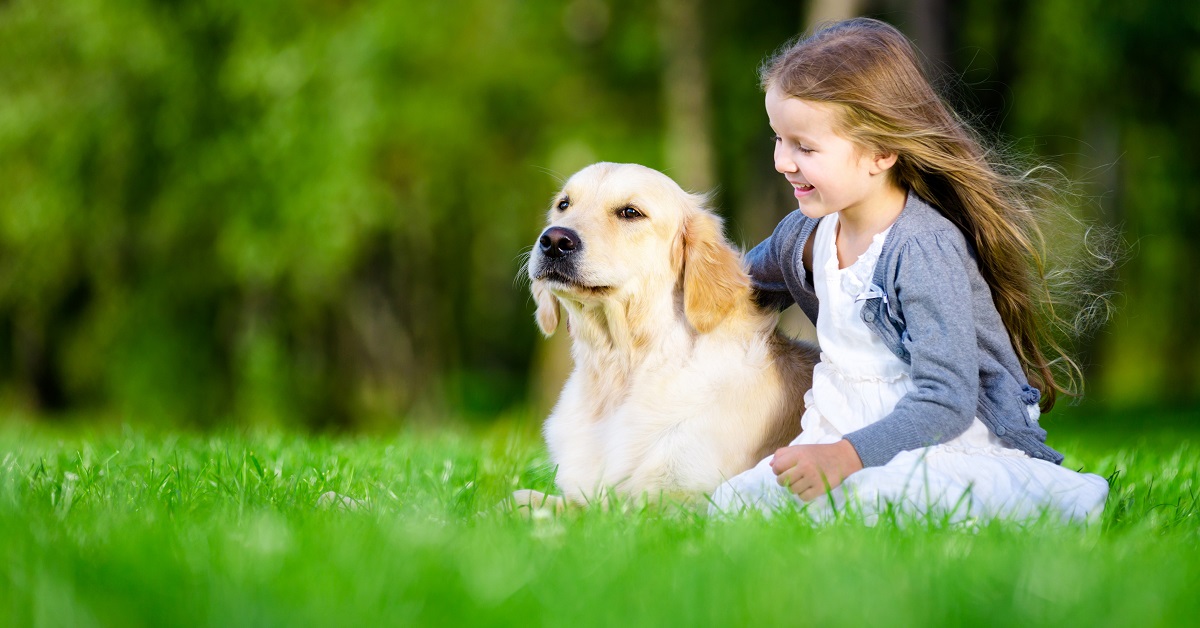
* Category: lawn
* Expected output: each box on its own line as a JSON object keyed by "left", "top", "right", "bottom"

{"left": 1, "top": 408, "right": 1197, "bottom": 626}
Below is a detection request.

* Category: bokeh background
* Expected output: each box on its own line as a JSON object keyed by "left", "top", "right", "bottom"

{"left": 2, "top": 0, "right": 1197, "bottom": 431}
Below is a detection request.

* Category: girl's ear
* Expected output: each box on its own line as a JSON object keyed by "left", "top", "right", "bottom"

{"left": 870, "top": 150, "right": 899, "bottom": 175}
{"left": 532, "top": 281, "right": 560, "bottom": 336}
{"left": 681, "top": 207, "right": 750, "bottom": 334}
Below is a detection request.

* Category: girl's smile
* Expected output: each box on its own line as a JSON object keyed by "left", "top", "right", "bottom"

{"left": 790, "top": 180, "right": 815, "bottom": 198}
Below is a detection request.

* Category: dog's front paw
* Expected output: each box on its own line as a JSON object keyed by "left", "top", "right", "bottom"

{"left": 506, "top": 489, "right": 567, "bottom": 517}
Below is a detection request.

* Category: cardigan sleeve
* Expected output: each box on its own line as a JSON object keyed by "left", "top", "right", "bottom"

{"left": 746, "top": 211, "right": 820, "bottom": 321}
{"left": 843, "top": 230, "right": 979, "bottom": 467}
{"left": 745, "top": 212, "right": 800, "bottom": 312}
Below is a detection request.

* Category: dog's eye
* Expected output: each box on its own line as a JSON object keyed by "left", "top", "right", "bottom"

{"left": 618, "top": 206, "right": 643, "bottom": 220}
{"left": 557, "top": 198, "right": 569, "bottom": 211}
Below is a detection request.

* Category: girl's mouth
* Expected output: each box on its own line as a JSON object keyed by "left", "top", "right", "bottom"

{"left": 793, "top": 183, "right": 814, "bottom": 198}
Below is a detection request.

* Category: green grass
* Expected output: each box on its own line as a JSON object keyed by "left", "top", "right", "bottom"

{"left": 1, "top": 413, "right": 1197, "bottom": 627}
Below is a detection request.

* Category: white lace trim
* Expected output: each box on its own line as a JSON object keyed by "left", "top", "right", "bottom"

{"left": 829, "top": 223, "right": 891, "bottom": 298}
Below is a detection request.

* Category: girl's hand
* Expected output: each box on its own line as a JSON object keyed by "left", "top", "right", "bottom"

{"left": 770, "top": 440, "right": 864, "bottom": 501}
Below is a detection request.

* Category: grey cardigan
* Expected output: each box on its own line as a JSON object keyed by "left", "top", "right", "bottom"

{"left": 748, "top": 192, "right": 1064, "bottom": 467}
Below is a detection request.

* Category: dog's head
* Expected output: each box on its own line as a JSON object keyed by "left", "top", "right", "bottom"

{"left": 527, "top": 163, "right": 749, "bottom": 337}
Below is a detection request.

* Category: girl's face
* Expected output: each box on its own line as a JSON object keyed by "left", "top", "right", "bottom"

{"left": 765, "top": 86, "right": 896, "bottom": 221}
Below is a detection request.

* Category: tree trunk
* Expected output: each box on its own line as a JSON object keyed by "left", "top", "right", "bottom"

{"left": 806, "top": 0, "right": 864, "bottom": 29}
{"left": 659, "top": 0, "right": 714, "bottom": 192}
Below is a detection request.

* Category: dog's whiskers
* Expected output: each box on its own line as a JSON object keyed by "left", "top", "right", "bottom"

{"left": 531, "top": 164, "right": 567, "bottom": 187}
{"left": 513, "top": 246, "right": 535, "bottom": 289}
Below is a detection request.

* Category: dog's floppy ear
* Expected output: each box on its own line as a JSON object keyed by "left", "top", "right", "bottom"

{"left": 532, "top": 281, "right": 561, "bottom": 336}
{"left": 681, "top": 205, "right": 749, "bottom": 334}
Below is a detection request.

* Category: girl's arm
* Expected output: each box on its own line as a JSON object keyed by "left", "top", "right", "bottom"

{"left": 842, "top": 230, "right": 980, "bottom": 467}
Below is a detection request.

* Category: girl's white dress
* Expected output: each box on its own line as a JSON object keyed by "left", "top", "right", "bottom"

{"left": 710, "top": 215, "right": 1109, "bottom": 523}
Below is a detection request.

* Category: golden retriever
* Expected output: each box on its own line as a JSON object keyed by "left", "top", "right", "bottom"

{"left": 521, "top": 162, "right": 818, "bottom": 508}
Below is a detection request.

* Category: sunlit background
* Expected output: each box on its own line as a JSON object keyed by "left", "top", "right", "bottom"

{"left": 1, "top": 0, "right": 1197, "bottom": 430}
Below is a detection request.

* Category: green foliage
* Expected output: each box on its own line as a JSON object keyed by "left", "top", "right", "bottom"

{"left": 0, "top": 420, "right": 1197, "bottom": 625}
{"left": 0, "top": 0, "right": 805, "bottom": 426}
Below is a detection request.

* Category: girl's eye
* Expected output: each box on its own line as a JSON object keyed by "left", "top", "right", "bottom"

{"left": 771, "top": 134, "right": 813, "bottom": 154}
{"left": 557, "top": 198, "right": 569, "bottom": 211}
{"left": 618, "top": 206, "right": 643, "bottom": 220}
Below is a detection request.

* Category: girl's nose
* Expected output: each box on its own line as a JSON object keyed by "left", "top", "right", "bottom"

{"left": 774, "top": 144, "right": 797, "bottom": 174}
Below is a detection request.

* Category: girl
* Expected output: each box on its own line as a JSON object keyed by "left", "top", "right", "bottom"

{"left": 709, "top": 18, "right": 1109, "bottom": 523}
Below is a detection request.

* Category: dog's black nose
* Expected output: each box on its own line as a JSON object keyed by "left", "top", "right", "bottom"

{"left": 539, "top": 227, "right": 579, "bottom": 258}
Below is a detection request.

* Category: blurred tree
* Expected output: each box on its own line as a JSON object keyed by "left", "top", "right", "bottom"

{"left": 1, "top": 0, "right": 577, "bottom": 425}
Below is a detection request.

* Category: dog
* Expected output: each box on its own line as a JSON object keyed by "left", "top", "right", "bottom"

{"left": 521, "top": 162, "right": 819, "bottom": 508}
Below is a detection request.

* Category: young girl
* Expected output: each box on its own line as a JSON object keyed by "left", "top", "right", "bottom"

{"left": 709, "top": 18, "right": 1109, "bottom": 523}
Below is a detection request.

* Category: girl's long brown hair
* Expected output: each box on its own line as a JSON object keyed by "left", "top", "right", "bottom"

{"left": 762, "top": 18, "right": 1081, "bottom": 410}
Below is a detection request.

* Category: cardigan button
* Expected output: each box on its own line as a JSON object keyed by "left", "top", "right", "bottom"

{"left": 863, "top": 310, "right": 875, "bottom": 322}
{"left": 995, "top": 426, "right": 1007, "bottom": 436}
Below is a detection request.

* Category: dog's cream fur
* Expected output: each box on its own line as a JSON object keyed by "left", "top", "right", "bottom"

{"left": 525, "top": 163, "right": 819, "bottom": 505}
